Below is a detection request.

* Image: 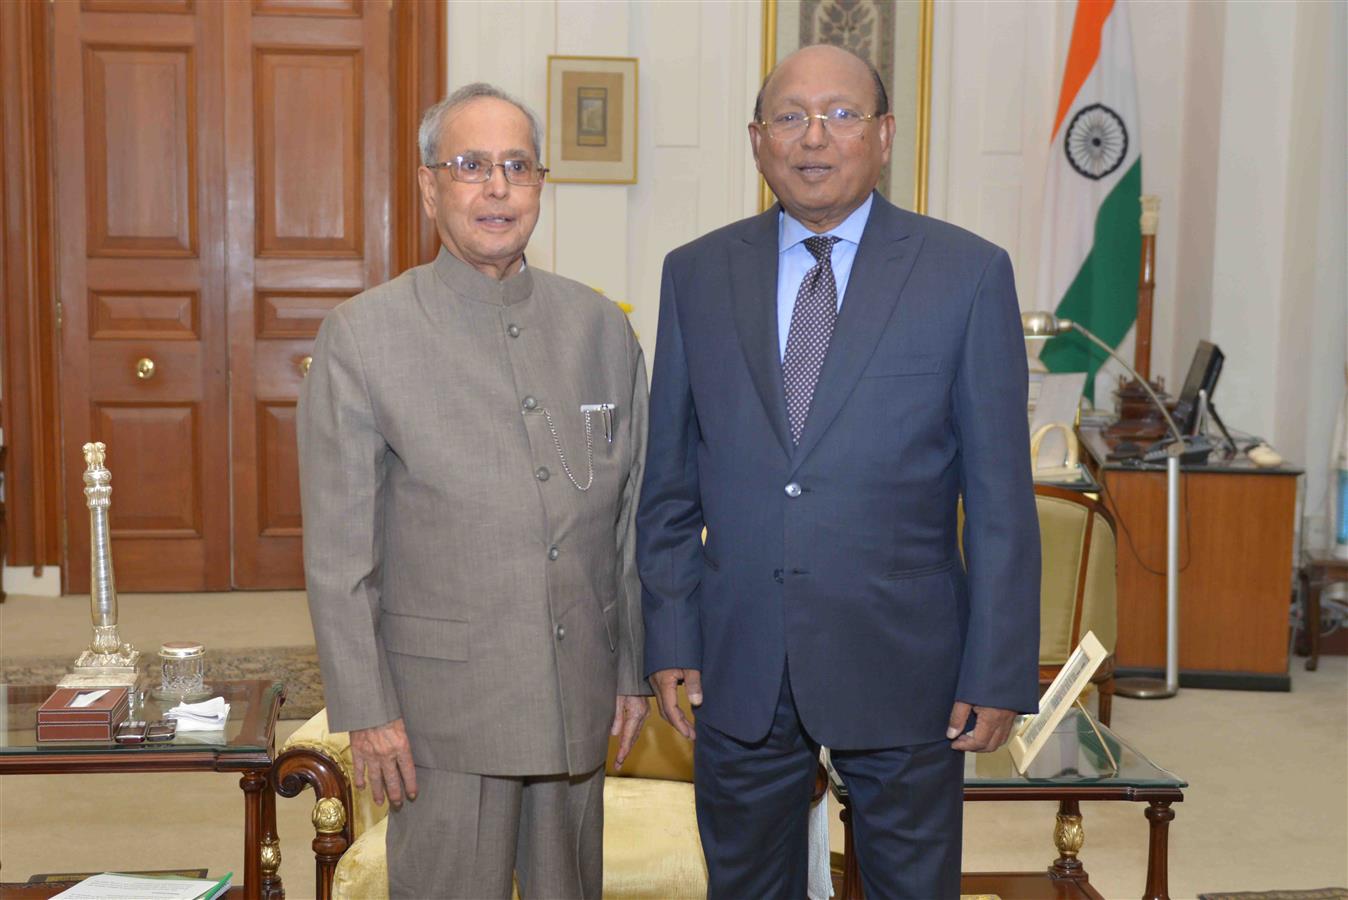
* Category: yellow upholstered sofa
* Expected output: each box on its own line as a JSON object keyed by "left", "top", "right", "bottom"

{"left": 275, "top": 696, "right": 709, "bottom": 900}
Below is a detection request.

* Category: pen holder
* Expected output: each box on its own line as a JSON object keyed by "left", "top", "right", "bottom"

{"left": 154, "top": 641, "right": 210, "bottom": 701}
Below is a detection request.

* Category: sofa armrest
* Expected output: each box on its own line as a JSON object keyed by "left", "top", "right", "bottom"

{"left": 274, "top": 738, "right": 352, "bottom": 900}
{"left": 274, "top": 716, "right": 352, "bottom": 900}
{"left": 280, "top": 708, "right": 389, "bottom": 837}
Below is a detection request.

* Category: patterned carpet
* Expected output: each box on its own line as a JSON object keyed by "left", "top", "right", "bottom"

{"left": 0, "top": 645, "right": 325, "bottom": 720}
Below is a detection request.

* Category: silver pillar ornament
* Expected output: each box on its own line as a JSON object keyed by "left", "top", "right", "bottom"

{"left": 59, "top": 442, "right": 140, "bottom": 688}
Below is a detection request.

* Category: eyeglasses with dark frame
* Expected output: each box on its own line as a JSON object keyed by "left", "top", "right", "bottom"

{"left": 755, "top": 108, "right": 877, "bottom": 142}
{"left": 426, "top": 154, "right": 549, "bottom": 186}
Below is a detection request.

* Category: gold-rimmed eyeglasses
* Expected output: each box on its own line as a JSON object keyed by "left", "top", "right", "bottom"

{"left": 426, "top": 155, "right": 549, "bottom": 186}
{"left": 755, "top": 108, "right": 877, "bottom": 142}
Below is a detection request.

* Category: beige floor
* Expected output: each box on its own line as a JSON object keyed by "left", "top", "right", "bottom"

{"left": 2, "top": 591, "right": 1346, "bottom": 899}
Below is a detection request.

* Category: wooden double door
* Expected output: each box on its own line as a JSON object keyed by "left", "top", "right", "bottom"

{"left": 50, "top": 0, "right": 438, "bottom": 592}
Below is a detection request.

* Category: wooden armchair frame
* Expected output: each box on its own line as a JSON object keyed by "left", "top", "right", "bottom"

{"left": 271, "top": 741, "right": 354, "bottom": 898}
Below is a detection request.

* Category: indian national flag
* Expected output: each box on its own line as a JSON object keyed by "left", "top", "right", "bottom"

{"left": 1036, "top": 0, "right": 1142, "bottom": 403}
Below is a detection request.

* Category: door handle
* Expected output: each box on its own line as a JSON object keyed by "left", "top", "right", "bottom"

{"left": 134, "top": 357, "right": 156, "bottom": 380}
{"left": 298, "top": 355, "right": 313, "bottom": 378}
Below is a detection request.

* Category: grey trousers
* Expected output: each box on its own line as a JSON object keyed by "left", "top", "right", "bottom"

{"left": 386, "top": 764, "right": 605, "bottom": 900}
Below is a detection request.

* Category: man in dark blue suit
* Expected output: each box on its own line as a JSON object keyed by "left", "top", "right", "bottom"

{"left": 637, "top": 44, "right": 1040, "bottom": 898}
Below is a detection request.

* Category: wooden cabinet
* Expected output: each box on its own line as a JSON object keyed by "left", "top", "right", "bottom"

{"left": 1085, "top": 430, "right": 1301, "bottom": 689}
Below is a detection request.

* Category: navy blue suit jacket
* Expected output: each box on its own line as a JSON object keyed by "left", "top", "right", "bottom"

{"left": 636, "top": 193, "right": 1041, "bottom": 749}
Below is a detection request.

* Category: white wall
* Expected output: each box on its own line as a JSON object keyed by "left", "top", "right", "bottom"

{"left": 445, "top": 0, "right": 762, "bottom": 355}
{"left": 933, "top": 0, "right": 1346, "bottom": 538}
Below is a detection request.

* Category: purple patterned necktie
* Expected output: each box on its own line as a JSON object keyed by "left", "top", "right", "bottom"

{"left": 783, "top": 235, "right": 841, "bottom": 444}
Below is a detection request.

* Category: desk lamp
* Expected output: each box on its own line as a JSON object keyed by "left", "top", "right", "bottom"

{"left": 1022, "top": 311, "right": 1184, "bottom": 699}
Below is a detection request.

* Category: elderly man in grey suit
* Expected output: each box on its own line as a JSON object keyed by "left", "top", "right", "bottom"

{"left": 297, "top": 83, "right": 650, "bottom": 899}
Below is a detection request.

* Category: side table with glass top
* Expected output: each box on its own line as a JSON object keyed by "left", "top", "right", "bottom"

{"left": 0, "top": 679, "right": 286, "bottom": 900}
{"left": 830, "top": 708, "right": 1186, "bottom": 900}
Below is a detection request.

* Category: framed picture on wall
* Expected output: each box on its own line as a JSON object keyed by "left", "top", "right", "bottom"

{"left": 546, "top": 55, "right": 639, "bottom": 184}
{"left": 760, "top": 0, "right": 933, "bottom": 213}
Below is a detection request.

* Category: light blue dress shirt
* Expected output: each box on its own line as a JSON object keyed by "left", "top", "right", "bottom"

{"left": 776, "top": 193, "right": 874, "bottom": 361}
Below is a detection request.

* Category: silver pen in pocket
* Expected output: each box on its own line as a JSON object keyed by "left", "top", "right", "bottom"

{"left": 581, "top": 403, "right": 616, "bottom": 443}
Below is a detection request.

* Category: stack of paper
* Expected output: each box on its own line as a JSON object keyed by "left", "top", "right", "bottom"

{"left": 165, "top": 696, "right": 231, "bottom": 731}
{"left": 52, "top": 871, "right": 231, "bottom": 899}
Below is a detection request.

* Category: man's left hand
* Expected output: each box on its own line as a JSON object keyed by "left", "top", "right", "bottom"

{"left": 611, "top": 694, "right": 649, "bottom": 770}
{"left": 947, "top": 701, "right": 1018, "bottom": 752}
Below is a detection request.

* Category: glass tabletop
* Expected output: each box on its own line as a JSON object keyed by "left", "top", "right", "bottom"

{"left": 0, "top": 680, "right": 284, "bottom": 757}
{"left": 964, "top": 708, "right": 1186, "bottom": 789}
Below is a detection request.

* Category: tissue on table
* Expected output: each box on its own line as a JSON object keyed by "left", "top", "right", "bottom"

{"left": 165, "top": 696, "right": 230, "bottom": 731}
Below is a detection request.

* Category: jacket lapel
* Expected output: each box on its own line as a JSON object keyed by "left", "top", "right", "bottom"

{"left": 789, "top": 196, "right": 923, "bottom": 471}
{"left": 729, "top": 205, "right": 793, "bottom": 458}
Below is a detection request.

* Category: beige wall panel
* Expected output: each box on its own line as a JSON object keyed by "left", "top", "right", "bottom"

{"left": 977, "top": 0, "right": 1026, "bottom": 156}
{"left": 648, "top": 0, "right": 700, "bottom": 148}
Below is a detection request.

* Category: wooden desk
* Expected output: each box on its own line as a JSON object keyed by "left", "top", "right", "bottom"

{"left": 1081, "top": 428, "right": 1301, "bottom": 690}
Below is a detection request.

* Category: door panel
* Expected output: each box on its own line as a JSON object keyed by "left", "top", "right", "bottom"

{"left": 254, "top": 48, "right": 363, "bottom": 257}
{"left": 255, "top": 290, "right": 347, "bottom": 338}
{"left": 89, "top": 290, "right": 199, "bottom": 340}
{"left": 93, "top": 403, "right": 201, "bottom": 535}
{"left": 83, "top": 44, "right": 197, "bottom": 256}
{"left": 55, "top": 0, "right": 229, "bottom": 592}
{"left": 257, "top": 401, "right": 302, "bottom": 536}
{"left": 81, "top": 1, "right": 195, "bottom": 13}
{"left": 253, "top": 0, "right": 363, "bottom": 18}
{"left": 226, "top": 1, "right": 389, "bottom": 588}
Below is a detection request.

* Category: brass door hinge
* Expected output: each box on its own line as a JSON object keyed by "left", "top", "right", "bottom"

{"left": 56, "top": 300, "right": 63, "bottom": 331}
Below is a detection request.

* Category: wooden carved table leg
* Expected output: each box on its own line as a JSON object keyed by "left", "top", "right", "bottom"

{"left": 241, "top": 769, "right": 267, "bottom": 900}
{"left": 1050, "top": 799, "right": 1087, "bottom": 881}
{"left": 1143, "top": 800, "right": 1174, "bottom": 900}
{"left": 261, "top": 775, "right": 285, "bottom": 899}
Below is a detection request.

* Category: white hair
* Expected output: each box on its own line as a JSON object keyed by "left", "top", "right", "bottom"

{"left": 417, "top": 83, "right": 543, "bottom": 166}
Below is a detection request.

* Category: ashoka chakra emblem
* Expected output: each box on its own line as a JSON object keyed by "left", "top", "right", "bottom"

{"left": 1064, "top": 103, "right": 1128, "bottom": 180}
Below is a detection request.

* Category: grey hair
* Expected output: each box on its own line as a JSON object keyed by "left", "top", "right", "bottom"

{"left": 418, "top": 83, "right": 543, "bottom": 166}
